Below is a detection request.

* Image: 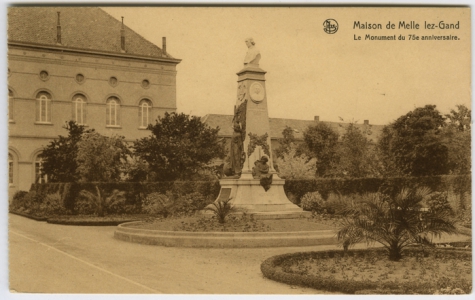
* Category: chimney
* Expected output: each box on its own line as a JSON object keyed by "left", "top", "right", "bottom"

{"left": 120, "top": 17, "right": 125, "bottom": 52}
{"left": 364, "top": 120, "right": 369, "bottom": 125}
{"left": 56, "top": 12, "right": 61, "bottom": 45}
{"left": 162, "top": 37, "right": 167, "bottom": 56}
{"left": 314, "top": 116, "right": 319, "bottom": 122}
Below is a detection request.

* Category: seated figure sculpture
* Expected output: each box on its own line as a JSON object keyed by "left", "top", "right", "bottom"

{"left": 252, "top": 156, "right": 269, "bottom": 178}
{"left": 252, "top": 156, "right": 273, "bottom": 191}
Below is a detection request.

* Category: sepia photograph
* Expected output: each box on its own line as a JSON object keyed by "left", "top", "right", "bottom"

{"left": 5, "top": 3, "right": 472, "bottom": 296}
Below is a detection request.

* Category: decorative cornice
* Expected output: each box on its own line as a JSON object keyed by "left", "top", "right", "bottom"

{"left": 8, "top": 40, "right": 182, "bottom": 65}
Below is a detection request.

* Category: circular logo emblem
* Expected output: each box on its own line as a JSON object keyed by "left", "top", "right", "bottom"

{"left": 250, "top": 82, "right": 265, "bottom": 103}
{"left": 323, "top": 19, "right": 339, "bottom": 34}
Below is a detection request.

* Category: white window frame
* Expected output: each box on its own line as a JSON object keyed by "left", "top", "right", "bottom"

{"left": 73, "top": 95, "right": 86, "bottom": 125}
{"left": 36, "top": 92, "right": 52, "bottom": 123}
{"left": 139, "top": 100, "right": 152, "bottom": 128}
{"left": 106, "top": 97, "right": 120, "bottom": 127}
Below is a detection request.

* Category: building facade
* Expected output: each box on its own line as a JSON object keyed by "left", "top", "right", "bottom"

{"left": 8, "top": 7, "right": 181, "bottom": 196}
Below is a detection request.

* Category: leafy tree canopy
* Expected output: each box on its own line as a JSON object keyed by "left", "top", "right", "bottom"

{"left": 333, "top": 122, "right": 381, "bottom": 178}
{"left": 378, "top": 105, "right": 449, "bottom": 176}
{"left": 133, "top": 112, "right": 225, "bottom": 181}
{"left": 441, "top": 104, "right": 471, "bottom": 174}
{"left": 76, "top": 132, "right": 130, "bottom": 182}
{"left": 303, "top": 122, "right": 339, "bottom": 177}
{"left": 39, "top": 121, "right": 94, "bottom": 182}
{"left": 275, "top": 143, "right": 317, "bottom": 179}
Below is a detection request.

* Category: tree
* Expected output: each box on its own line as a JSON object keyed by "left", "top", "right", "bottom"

{"left": 303, "top": 122, "right": 339, "bottom": 177}
{"left": 333, "top": 122, "right": 381, "bottom": 178}
{"left": 39, "top": 121, "right": 94, "bottom": 182}
{"left": 445, "top": 104, "right": 471, "bottom": 132}
{"left": 133, "top": 112, "right": 225, "bottom": 181}
{"left": 275, "top": 143, "right": 317, "bottom": 179}
{"left": 337, "top": 187, "right": 457, "bottom": 261}
{"left": 378, "top": 105, "right": 449, "bottom": 176}
{"left": 275, "top": 126, "right": 299, "bottom": 158}
{"left": 441, "top": 105, "right": 471, "bottom": 174}
{"left": 76, "top": 132, "right": 130, "bottom": 182}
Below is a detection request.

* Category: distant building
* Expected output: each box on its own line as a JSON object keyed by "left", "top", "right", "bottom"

{"left": 8, "top": 7, "right": 181, "bottom": 196}
{"left": 202, "top": 114, "right": 384, "bottom": 161}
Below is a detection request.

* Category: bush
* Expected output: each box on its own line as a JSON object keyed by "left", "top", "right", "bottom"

{"left": 141, "top": 192, "right": 174, "bottom": 216}
{"left": 169, "top": 192, "right": 212, "bottom": 217}
{"left": 300, "top": 192, "right": 325, "bottom": 213}
{"left": 10, "top": 190, "right": 29, "bottom": 211}
{"left": 39, "top": 192, "right": 68, "bottom": 215}
{"left": 426, "top": 192, "right": 454, "bottom": 215}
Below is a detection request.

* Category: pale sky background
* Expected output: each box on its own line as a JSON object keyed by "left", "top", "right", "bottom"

{"left": 102, "top": 6, "right": 471, "bottom": 125}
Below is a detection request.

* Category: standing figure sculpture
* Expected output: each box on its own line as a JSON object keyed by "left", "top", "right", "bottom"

{"left": 244, "top": 38, "right": 261, "bottom": 66}
{"left": 223, "top": 117, "right": 245, "bottom": 178}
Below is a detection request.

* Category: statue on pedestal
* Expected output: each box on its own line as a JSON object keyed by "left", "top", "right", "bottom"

{"left": 244, "top": 38, "right": 261, "bottom": 66}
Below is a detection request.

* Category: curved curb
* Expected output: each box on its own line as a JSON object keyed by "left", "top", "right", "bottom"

{"left": 9, "top": 211, "right": 47, "bottom": 221}
{"left": 114, "top": 221, "right": 338, "bottom": 248}
{"left": 46, "top": 218, "right": 140, "bottom": 226}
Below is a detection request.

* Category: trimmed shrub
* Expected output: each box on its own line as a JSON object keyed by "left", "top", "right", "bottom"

{"left": 300, "top": 192, "right": 325, "bottom": 213}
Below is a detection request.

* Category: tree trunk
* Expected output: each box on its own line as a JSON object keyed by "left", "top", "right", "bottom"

{"left": 95, "top": 185, "right": 104, "bottom": 217}
{"left": 388, "top": 244, "right": 402, "bottom": 261}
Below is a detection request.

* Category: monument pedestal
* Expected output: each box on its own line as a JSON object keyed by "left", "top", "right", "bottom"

{"left": 215, "top": 178, "right": 310, "bottom": 219}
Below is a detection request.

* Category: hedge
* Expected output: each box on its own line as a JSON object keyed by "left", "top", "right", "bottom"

{"left": 12, "top": 175, "right": 470, "bottom": 216}
{"left": 284, "top": 175, "right": 471, "bottom": 203}
{"left": 260, "top": 248, "right": 472, "bottom": 294}
{"left": 27, "top": 181, "right": 221, "bottom": 214}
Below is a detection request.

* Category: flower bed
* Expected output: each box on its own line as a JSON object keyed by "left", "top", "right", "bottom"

{"left": 127, "top": 215, "right": 337, "bottom": 232}
{"left": 261, "top": 248, "right": 472, "bottom": 294}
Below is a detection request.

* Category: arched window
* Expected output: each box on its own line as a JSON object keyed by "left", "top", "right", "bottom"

{"left": 8, "top": 154, "right": 13, "bottom": 185}
{"left": 139, "top": 99, "right": 152, "bottom": 128}
{"left": 8, "top": 89, "right": 13, "bottom": 121}
{"left": 72, "top": 94, "right": 87, "bottom": 125}
{"left": 35, "top": 155, "right": 47, "bottom": 184}
{"left": 106, "top": 97, "right": 120, "bottom": 126}
{"left": 36, "top": 91, "right": 52, "bottom": 123}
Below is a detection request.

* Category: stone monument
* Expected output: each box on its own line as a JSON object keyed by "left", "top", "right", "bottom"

{"left": 214, "top": 38, "right": 308, "bottom": 219}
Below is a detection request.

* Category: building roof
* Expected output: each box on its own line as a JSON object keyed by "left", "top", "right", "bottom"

{"left": 8, "top": 7, "right": 176, "bottom": 59}
{"left": 202, "top": 114, "right": 385, "bottom": 142}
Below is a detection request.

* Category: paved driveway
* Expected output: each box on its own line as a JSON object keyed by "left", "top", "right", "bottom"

{"left": 8, "top": 214, "right": 470, "bottom": 295}
{"left": 8, "top": 214, "right": 339, "bottom": 294}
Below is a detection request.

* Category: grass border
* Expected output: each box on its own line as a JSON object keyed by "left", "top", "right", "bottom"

{"left": 260, "top": 248, "right": 472, "bottom": 294}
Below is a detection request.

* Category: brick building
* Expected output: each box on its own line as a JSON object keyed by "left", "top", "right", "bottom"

{"left": 7, "top": 7, "right": 181, "bottom": 196}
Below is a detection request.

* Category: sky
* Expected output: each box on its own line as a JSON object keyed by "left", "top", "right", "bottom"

{"left": 101, "top": 6, "right": 471, "bottom": 125}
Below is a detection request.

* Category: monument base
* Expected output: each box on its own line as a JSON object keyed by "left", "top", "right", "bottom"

{"left": 207, "top": 177, "right": 309, "bottom": 219}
